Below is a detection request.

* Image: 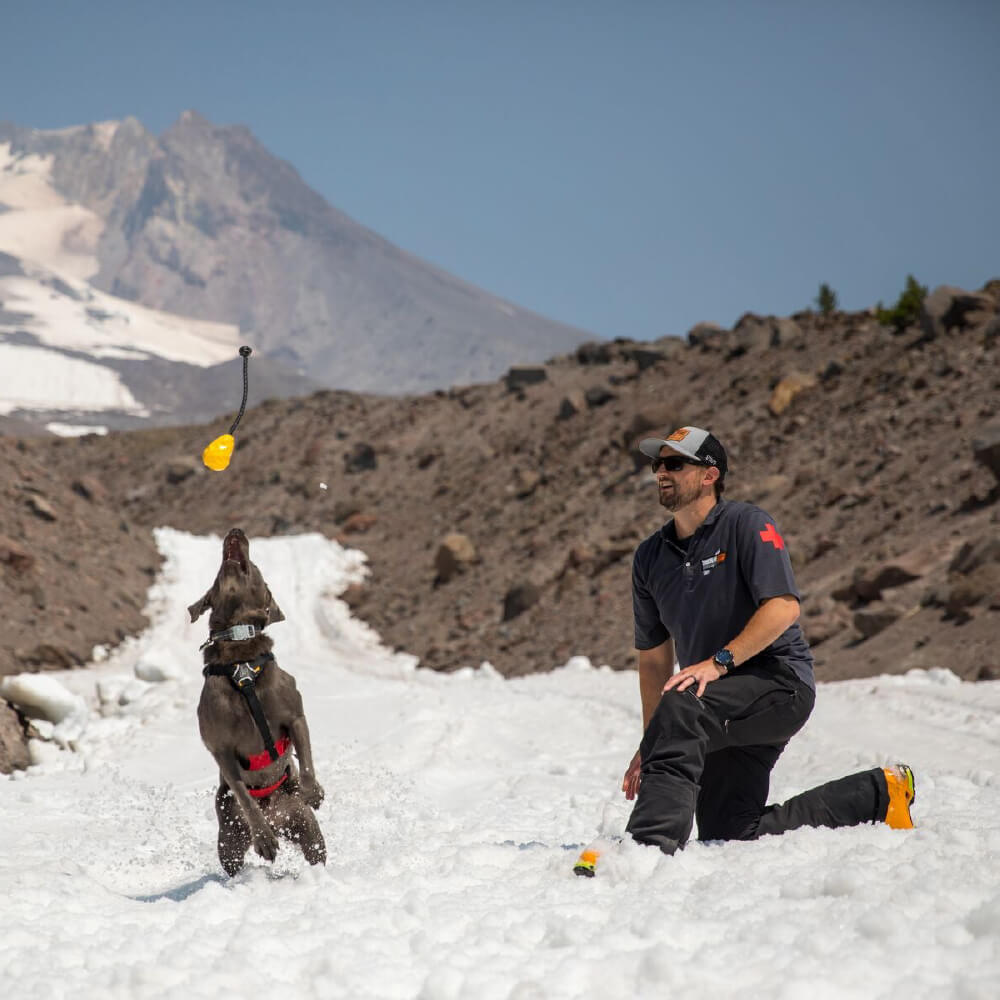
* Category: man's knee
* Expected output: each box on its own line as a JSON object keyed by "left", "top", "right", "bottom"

{"left": 697, "top": 812, "right": 759, "bottom": 843}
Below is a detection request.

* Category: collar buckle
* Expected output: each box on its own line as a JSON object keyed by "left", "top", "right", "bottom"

{"left": 200, "top": 623, "right": 258, "bottom": 651}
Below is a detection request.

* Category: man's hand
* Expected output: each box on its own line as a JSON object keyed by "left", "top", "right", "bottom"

{"left": 662, "top": 657, "right": 724, "bottom": 698}
{"left": 622, "top": 748, "right": 642, "bottom": 800}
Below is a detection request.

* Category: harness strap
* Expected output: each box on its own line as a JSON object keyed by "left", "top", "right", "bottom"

{"left": 247, "top": 769, "right": 289, "bottom": 799}
{"left": 203, "top": 653, "right": 281, "bottom": 763}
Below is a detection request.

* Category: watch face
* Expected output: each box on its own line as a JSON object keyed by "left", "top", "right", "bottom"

{"left": 714, "top": 650, "right": 734, "bottom": 667}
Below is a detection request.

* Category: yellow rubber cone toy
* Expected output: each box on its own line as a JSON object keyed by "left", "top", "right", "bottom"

{"left": 202, "top": 346, "right": 252, "bottom": 471}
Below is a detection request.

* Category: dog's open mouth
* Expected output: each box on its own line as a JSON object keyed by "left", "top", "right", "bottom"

{"left": 223, "top": 533, "right": 249, "bottom": 573}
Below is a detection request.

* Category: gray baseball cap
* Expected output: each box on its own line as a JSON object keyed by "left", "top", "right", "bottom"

{"left": 639, "top": 426, "right": 728, "bottom": 477}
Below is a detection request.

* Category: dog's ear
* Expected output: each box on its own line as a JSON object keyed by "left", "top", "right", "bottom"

{"left": 188, "top": 590, "right": 213, "bottom": 623}
{"left": 265, "top": 588, "right": 285, "bottom": 624}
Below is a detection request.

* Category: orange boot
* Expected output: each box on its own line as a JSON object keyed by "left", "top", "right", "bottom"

{"left": 883, "top": 764, "right": 916, "bottom": 829}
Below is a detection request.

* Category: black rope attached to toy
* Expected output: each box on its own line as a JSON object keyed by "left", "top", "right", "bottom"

{"left": 229, "top": 346, "right": 252, "bottom": 435}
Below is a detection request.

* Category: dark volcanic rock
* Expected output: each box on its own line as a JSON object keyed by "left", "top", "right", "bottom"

{"left": 10, "top": 281, "right": 1000, "bottom": 683}
{"left": 0, "top": 700, "right": 31, "bottom": 774}
{"left": 973, "top": 424, "right": 1000, "bottom": 482}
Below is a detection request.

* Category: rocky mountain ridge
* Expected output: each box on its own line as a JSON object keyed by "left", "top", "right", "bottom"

{"left": 2, "top": 280, "right": 999, "bottom": 770}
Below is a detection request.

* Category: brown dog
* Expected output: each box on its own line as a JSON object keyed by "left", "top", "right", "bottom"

{"left": 188, "top": 528, "right": 326, "bottom": 876}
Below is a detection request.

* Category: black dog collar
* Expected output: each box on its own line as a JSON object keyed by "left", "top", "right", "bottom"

{"left": 200, "top": 623, "right": 262, "bottom": 651}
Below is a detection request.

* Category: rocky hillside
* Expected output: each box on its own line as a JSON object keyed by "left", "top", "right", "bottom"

{"left": 0, "top": 114, "right": 594, "bottom": 394}
{"left": 3, "top": 282, "right": 999, "bottom": 739}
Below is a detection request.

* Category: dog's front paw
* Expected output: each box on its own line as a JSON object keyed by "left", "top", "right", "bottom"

{"left": 251, "top": 823, "right": 280, "bottom": 862}
{"left": 302, "top": 779, "right": 325, "bottom": 809}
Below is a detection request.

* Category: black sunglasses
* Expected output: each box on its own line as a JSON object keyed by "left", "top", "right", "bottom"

{"left": 650, "top": 455, "right": 705, "bottom": 473}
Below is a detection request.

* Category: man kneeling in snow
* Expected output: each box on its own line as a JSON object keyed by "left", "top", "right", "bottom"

{"left": 575, "top": 427, "right": 914, "bottom": 876}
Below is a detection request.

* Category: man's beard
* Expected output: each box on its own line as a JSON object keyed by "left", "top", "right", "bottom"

{"left": 658, "top": 480, "right": 700, "bottom": 512}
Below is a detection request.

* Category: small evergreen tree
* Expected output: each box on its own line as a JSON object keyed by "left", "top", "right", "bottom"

{"left": 815, "top": 283, "right": 837, "bottom": 315}
{"left": 875, "top": 275, "right": 928, "bottom": 333}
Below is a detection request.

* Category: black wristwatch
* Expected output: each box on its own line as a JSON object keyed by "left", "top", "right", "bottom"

{"left": 713, "top": 648, "right": 735, "bottom": 674}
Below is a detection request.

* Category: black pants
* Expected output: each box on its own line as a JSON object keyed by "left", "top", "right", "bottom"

{"left": 625, "top": 657, "right": 890, "bottom": 854}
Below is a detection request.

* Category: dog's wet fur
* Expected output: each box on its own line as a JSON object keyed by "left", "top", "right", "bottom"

{"left": 188, "top": 528, "right": 326, "bottom": 875}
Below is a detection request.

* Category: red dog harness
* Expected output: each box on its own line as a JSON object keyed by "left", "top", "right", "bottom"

{"left": 246, "top": 736, "right": 292, "bottom": 799}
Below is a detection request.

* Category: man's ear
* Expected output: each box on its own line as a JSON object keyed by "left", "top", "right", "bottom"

{"left": 265, "top": 588, "right": 285, "bottom": 624}
{"left": 188, "top": 590, "right": 213, "bottom": 623}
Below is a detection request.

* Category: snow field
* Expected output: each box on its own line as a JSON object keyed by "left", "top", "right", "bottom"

{"left": 1, "top": 528, "right": 998, "bottom": 999}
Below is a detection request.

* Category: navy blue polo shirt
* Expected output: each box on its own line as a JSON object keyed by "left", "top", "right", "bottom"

{"left": 632, "top": 499, "right": 814, "bottom": 689}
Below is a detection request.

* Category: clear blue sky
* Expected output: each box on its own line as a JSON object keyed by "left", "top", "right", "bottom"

{"left": 4, "top": 1, "right": 998, "bottom": 341}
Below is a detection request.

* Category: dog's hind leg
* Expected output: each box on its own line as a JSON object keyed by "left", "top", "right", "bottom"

{"left": 215, "top": 784, "right": 252, "bottom": 877}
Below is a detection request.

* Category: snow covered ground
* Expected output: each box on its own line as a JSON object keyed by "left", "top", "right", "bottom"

{"left": 2, "top": 529, "right": 998, "bottom": 999}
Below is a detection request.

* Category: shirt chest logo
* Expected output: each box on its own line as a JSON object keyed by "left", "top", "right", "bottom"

{"left": 700, "top": 549, "right": 727, "bottom": 575}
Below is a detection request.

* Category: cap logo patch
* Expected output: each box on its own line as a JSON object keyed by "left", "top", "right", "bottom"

{"left": 667, "top": 429, "right": 690, "bottom": 442}
{"left": 759, "top": 524, "right": 785, "bottom": 550}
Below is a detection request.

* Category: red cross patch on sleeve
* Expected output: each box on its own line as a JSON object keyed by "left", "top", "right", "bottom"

{"left": 759, "top": 523, "right": 785, "bottom": 549}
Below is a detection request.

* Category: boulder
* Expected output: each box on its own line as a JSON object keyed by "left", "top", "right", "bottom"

{"left": 341, "top": 512, "right": 377, "bottom": 534}
{"left": 332, "top": 499, "right": 362, "bottom": 524}
{"left": 982, "top": 314, "right": 1000, "bottom": 347}
{"left": 648, "top": 337, "right": 688, "bottom": 360}
{"left": 557, "top": 390, "right": 586, "bottom": 420}
{"left": 0, "top": 534, "right": 34, "bottom": 573}
{"left": 948, "top": 537, "right": 1000, "bottom": 576}
{"left": 920, "top": 285, "right": 997, "bottom": 340}
{"left": 434, "top": 533, "right": 478, "bottom": 583}
{"left": 972, "top": 424, "right": 1000, "bottom": 482}
{"left": 773, "top": 317, "right": 805, "bottom": 349}
{"left": 853, "top": 604, "right": 902, "bottom": 639}
{"left": 803, "top": 610, "right": 850, "bottom": 647}
{"left": 943, "top": 562, "right": 1000, "bottom": 621}
{"left": 0, "top": 699, "right": 30, "bottom": 774}
{"left": 502, "top": 582, "right": 540, "bottom": 621}
{"left": 511, "top": 468, "right": 541, "bottom": 499}
{"left": 584, "top": 385, "right": 617, "bottom": 408}
{"left": 622, "top": 408, "right": 678, "bottom": 454}
{"left": 981, "top": 277, "right": 1000, "bottom": 302}
{"left": 504, "top": 365, "right": 548, "bottom": 391}
{"left": 768, "top": 372, "right": 818, "bottom": 416}
{"left": 339, "top": 582, "right": 367, "bottom": 612}
{"left": 852, "top": 556, "right": 925, "bottom": 601}
{"left": 622, "top": 344, "right": 672, "bottom": 371}
{"left": 687, "top": 322, "right": 727, "bottom": 351}
{"left": 561, "top": 544, "right": 596, "bottom": 575}
{"left": 302, "top": 439, "right": 323, "bottom": 467}
{"left": 819, "top": 359, "right": 845, "bottom": 382}
{"left": 415, "top": 447, "right": 439, "bottom": 469}
{"left": 26, "top": 495, "right": 57, "bottom": 521}
{"left": 729, "top": 313, "right": 776, "bottom": 356}
{"left": 71, "top": 475, "right": 108, "bottom": 503}
{"left": 575, "top": 342, "right": 613, "bottom": 365}
{"left": 14, "top": 643, "right": 82, "bottom": 671}
{"left": 165, "top": 458, "right": 200, "bottom": 485}
{"left": 345, "top": 442, "right": 377, "bottom": 474}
